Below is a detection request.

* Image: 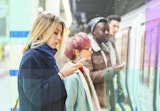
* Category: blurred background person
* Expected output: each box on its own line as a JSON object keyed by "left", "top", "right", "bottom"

{"left": 107, "top": 15, "right": 121, "bottom": 39}
{"left": 64, "top": 32, "right": 101, "bottom": 111}
{"left": 85, "top": 17, "right": 125, "bottom": 111}
{"left": 106, "top": 14, "right": 126, "bottom": 110}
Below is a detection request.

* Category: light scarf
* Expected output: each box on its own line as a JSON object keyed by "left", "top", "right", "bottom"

{"left": 77, "top": 67, "right": 101, "bottom": 111}
{"left": 105, "top": 41, "right": 117, "bottom": 65}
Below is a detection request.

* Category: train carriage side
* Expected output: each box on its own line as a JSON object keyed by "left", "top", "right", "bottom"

{"left": 114, "top": 1, "right": 160, "bottom": 111}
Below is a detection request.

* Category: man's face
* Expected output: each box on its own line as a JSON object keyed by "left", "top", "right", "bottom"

{"left": 93, "top": 22, "right": 109, "bottom": 42}
{"left": 108, "top": 20, "right": 120, "bottom": 37}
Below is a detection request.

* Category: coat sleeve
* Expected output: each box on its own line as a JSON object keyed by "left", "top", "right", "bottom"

{"left": 18, "top": 54, "right": 66, "bottom": 108}
{"left": 64, "top": 75, "right": 78, "bottom": 111}
{"left": 83, "top": 59, "right": 115, "bottom": 84}
{"left": 83, "top": 60, "right": 104, "bottom": 84}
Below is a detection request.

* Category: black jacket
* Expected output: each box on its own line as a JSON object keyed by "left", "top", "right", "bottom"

{"left": 18, "top": 44, "right": 67, "bottom": 111}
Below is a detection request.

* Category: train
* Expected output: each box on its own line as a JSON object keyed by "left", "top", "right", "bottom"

{"left": 0, "top": 0, "right": 159, "bottom": 111}
{"left": 114, "top": 0, "right": 160, "bottom": 111}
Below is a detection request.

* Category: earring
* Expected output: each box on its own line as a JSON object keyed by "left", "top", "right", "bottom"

{"left": 77, "top": 55, "right": 81, "bottom": 60}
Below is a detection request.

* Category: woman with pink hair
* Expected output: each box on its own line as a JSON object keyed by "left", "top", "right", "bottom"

{"left": 64, "top": 32, "right": 101, "bottom": 111}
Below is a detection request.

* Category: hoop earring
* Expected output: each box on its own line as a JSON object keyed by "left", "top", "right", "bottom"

{"left": 77, "top": 55, "right": 81, "bottom": 60}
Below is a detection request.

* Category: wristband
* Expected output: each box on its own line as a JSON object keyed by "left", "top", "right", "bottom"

{"left": 59, "top": 72, "right": 65, "bottom": 78}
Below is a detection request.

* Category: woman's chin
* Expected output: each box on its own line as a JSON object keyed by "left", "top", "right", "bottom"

{"left": 87, "top": 57, "right": 91, "bottom": 60}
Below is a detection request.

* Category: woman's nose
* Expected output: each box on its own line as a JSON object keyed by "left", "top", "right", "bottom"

{"left": 57, "top": 34, "right": 62, "bottom": 40}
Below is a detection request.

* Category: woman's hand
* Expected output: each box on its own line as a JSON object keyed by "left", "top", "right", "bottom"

{"left": 59, "top": 58, "right": 87, "bottom": 77}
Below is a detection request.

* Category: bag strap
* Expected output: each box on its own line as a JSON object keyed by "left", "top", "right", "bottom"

{"left": 13, "top": 98, "right": 19, "bottom": 111}
{"left": 117, "top": 73, "right": 122, "bottom": 87}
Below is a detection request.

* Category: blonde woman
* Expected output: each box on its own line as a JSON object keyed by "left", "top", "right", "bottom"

{"left": 64, "top": 32, "right": 101, "bottom": 111}
{"left": 18, "top": 12, "right": 82, "bottom": 111}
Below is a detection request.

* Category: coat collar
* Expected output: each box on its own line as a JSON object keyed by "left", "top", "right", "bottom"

{"left": 38, "top": 44, "right": 57, "bottom": 59}
{"left": 88, "top": 34, "right": 101, "bottom": 52}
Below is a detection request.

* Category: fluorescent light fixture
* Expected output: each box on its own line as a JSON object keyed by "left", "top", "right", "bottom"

{"left": 38, "top": 7, "right": 44, "bottom": 12}
{"left": 61, "top": 0, "right": 72, "bottom": 28}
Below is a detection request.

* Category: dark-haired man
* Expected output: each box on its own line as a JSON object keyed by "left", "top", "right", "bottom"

{"left": 106, "top": 15, "right": 126, "bottom": 111}
{"left": 107, "top": 15, "right": 121, "bottom": 38}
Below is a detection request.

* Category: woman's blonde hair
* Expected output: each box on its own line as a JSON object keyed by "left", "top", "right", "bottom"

{"left": 22, "top": 12, "right": 67, "bottom": 54}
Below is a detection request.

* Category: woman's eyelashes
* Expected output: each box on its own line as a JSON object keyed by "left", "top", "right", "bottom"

{"left": 54, "top": 32, "right": 58, "bottom": 35}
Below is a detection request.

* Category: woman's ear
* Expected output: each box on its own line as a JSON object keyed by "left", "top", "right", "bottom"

{"left": 75, "top": 49, "right": 81, "bottom": 60}
{"left": 41, "top": 31, "right": 47, "bottom": 39}
{"left": 75, "top": 49, "right": 80, "bottom": 56}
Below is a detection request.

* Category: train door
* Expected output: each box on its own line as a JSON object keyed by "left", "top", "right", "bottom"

{"left": 115, "top": 26, "right": 131, "bottom": 111}
{"left": 154, "top": 20, "right": 160, "bottom": 111}
{"left": 155, "top": 21, "right": 160, "bottom": 110}
{"left": 142, "top": 19, "right": 160, "bottom": 111}
{"left": 125, "top": 13, "right": 144, "bottom": 111}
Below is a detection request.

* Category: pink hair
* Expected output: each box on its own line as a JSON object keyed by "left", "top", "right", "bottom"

{"left": 64, "top": 32, "right": 91, "bottom": 60}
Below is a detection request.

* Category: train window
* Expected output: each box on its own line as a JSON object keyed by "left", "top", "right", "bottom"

{"left": 122, "top": 28, "right": 130, "bottom": 64}
{"left": 0, "top": 17, "right": 6, "bottom": 36}
{"left": 140, "top": 25, "right": 145, "bottom": 84}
